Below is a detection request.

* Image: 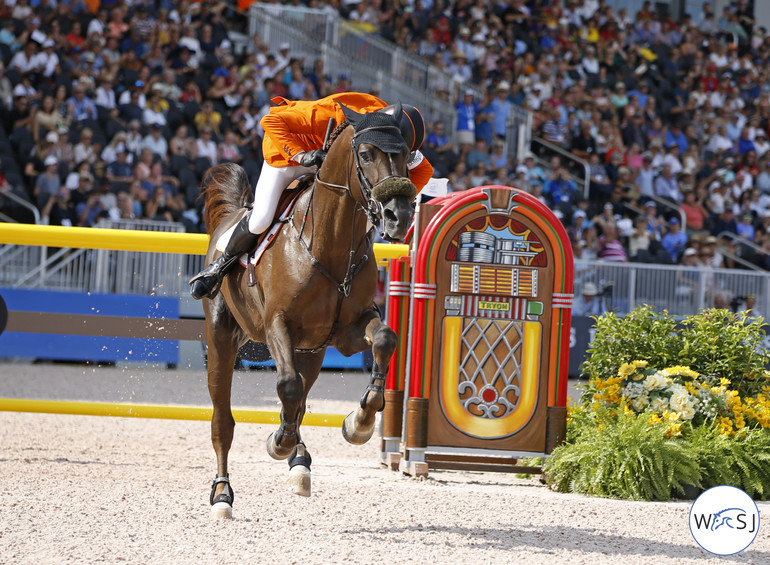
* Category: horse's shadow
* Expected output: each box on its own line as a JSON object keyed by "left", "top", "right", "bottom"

{"left": 342, "top": 523, "right": 767, "bottom": 561}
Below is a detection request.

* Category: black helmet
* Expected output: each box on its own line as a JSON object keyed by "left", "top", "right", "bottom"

{"left": 380, "top": 103, "right": 425, "bottom": 151}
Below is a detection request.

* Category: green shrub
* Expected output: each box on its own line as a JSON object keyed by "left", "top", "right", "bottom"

{"left": 582, "top": 306, "right": 770, "bottom": 397}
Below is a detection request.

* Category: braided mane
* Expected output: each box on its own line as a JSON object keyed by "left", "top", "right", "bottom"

{"left": 324, "top": 121, "right": 350, "bottom": 151}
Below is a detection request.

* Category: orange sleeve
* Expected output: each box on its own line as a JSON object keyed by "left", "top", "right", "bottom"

{"left": 409, "top": 159, "right": 434, "bottom": 192}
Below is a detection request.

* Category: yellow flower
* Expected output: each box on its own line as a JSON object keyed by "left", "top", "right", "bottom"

{"left": 618, "top": 363, "right": 636, "bottom": 378}
{"left": 720, "top": 377, "right": 732, "bottom": 386}
{"left": 648, "top": 414, "right": 663, "bottom": 426}
{"left": 665, "top": 423, "right": 682, "bottom": 438}
{"left": 633, "top": 360, "right": 649, "bottom": 368}
{"left": 662, "top": 409, "right": 681, "bottom": 421}
{"left": 661, "top": 366, "right": 699, "bottom": 379}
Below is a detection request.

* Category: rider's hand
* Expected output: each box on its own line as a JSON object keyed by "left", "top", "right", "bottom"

{"left": 299, "top": 149, "right": 326, "bottom": 168}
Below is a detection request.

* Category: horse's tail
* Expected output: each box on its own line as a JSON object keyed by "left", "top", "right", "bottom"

{"left": 200, "top": 163, "right": 253, "bottom": 234}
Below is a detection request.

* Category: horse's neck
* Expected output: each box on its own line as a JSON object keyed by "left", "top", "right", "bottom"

{"left": 306, "top": 179, "right": 369, "bottom": 255}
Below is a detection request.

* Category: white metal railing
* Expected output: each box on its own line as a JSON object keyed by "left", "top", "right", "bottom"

{"left": 0, "top": 190, "right": 41, "bottom": 224}
{"left": 0, "top": 219, "right": 198, "bottom": 296}
{"left": 531, "top": 136, "right": 590, "bottom": 198}
{"left": 573, "top": 259, "right": 770, "bottom": 320}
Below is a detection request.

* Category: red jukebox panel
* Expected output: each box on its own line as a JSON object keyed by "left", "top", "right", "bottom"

{"left": 418, "top": 189, "right": 563, "bottom": 453}
{"left": 401, "top": 187, "right": 573, "bottom": 470}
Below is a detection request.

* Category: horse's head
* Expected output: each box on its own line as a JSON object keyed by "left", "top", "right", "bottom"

{"left": 333, "top": 102, "right": 417, "bottom": 242}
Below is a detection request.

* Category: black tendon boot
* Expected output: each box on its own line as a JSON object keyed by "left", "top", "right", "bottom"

{"left": 189, "top": 215, "right": 260, "bottom": 300}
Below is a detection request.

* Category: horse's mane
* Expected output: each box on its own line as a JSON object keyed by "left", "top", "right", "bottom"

{"left": 325, "top": 121, "right": 350, "bottom": 151}
{"left": 201, "top": 162, "right": 253, "bottom": 234}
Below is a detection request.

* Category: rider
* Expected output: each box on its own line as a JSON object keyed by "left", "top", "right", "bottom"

{"left": 189, "top": 92, "right": 434, "bottom": 300}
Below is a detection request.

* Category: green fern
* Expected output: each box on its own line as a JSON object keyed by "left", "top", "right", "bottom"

{"left": 545, "top": 412, "right": 701, "bottom": 501}
{"left": 690, "top": 426, "right": 770, "bottom": 499}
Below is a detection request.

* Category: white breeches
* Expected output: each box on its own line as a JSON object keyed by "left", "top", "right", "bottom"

{"left": 248, "top": 161, "right": 315, "bottom": 234}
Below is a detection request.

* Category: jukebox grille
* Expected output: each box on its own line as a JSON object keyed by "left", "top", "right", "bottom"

{"left": 457, "top": 318, "right": 522, "bottom": 419}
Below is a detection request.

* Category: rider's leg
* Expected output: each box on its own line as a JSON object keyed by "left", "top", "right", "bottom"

{"left": 189, "top": 163, "right": 313, "bottom": 300}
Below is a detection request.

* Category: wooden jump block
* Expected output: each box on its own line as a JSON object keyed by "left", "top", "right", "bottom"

{"left": 385, "top": 452, "right": 401, "bottom": 471}
{"left": 399, "top": 458, "right": 429, "bottom": 477}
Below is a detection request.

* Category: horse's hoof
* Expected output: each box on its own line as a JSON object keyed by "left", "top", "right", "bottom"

{"left": 285, "top": 465, "right": 311, "bottom": 497}
{"left": 266, "top": 432, "right": 294, "bottom": 460}
{"left": 210, "top": 502, "right": 233, "bottom": 520}
{"left": 342, "top": 410, "right": 375, "bottom": 445}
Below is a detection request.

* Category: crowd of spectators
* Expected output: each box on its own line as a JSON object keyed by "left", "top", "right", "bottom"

{"left": 2, "top": 0, "right": 770, "bottom": 279}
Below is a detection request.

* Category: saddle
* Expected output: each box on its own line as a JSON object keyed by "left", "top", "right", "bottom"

{"left": 241, "top": 174, "right": 315, "bottom": 284}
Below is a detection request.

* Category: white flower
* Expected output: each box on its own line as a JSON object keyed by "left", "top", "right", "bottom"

{"left": 679, "top": 405, "right": 695, "bottom": 420}
{"left": 631, "top": 395, "right": 649, "bottom": 412}
{"left": 644, "top": 372, "right": 668, "bottom": 391}
{"left": 667, "top": 383, "right": 686, "bottom": 396}
{"left": 669, "top": 390, "right": 693, "bottom": 413}
{"left": 623, "top": 382, "right": 647, "bottom": 399}
{"left": 650, "top": 396, "right": 669, "bottom": 412}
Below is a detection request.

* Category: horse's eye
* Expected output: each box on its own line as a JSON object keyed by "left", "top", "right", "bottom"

{"left": 360, "top": 150, "right": 373, "bottom": 163}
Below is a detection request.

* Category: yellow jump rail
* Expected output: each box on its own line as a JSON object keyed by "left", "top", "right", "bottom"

{"left": 0, "top": 398, "right": 344, "bottom": 427}
{"left": 0, "top": 224, "right": 409, "bottom": 264}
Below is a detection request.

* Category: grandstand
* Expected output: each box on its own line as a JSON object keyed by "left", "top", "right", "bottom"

{"left": 0, "top": 0, "right": 768, "bottom": 323}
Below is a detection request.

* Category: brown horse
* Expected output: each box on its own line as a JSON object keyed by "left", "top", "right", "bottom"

{"left": 200, "top": 105, "right": 416, "bottom": 518}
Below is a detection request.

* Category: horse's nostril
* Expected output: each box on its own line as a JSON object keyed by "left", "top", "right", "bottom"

{"left": 384, "top": 209, "right": 397, "bottom": 222}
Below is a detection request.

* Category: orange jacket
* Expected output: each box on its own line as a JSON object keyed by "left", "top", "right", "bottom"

{"left": 260, "top": 93, "right": 433, "bottom": 191}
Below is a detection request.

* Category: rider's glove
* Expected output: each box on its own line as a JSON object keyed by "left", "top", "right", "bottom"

{"left": 299, "top": 149, "right": 327, "bottom": 168}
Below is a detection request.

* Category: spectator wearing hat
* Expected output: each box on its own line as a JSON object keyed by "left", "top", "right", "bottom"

{"left": 736, "top": 212, "right": 755, "bottom": 241}
{"left": 37, "top": 39, "right": 60, "bottom": 81}
{"left": 661, "top": 217, "right": 688, "bottom": 262}
{"left": 628, "top": 215, "right": 652, "bottom": 261}
{"left": 572, "top": 281, "right": 602, "bottom": 317}
{"left": 447, "top": 49, "right": 472, "bottom": 85}
{"left": 143, "top": 84, "right": 169, "bottom": 128}
{"left": 490, "top": 81, "right": 512, "bottom": 141}
{"left": 34, "top": 154, "right": 61, "bottom": 209}
{"left": 142, "top": 123, "right": 169, "bottom": 162}
{"left": 636, "top": 152, "right": 656, "bottom": 199}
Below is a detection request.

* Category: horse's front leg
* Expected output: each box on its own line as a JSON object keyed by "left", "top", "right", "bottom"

{"left": 336, "top": 311, "right": 397, "bottom": 445}
{"left": 205, "top": 302, "right": 241, "bottom": 520}
{"left": 264, "top": 316, "right": 305, "bottom": 460}
{"left": 283, "top": 351, "right": 323, "bottom": 497}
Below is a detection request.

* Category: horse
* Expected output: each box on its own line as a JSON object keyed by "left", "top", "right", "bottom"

{"left": 199, "top": 104, "right": 417, "bottom": 519}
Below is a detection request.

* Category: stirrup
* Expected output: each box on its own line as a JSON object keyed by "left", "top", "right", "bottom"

{"left": 189, "top": 255, "right": 235, "bottom": 299}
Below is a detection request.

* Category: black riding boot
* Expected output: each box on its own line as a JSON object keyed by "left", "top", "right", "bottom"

{"left": 189, "top": 215, "right": 259, "bottom": 300}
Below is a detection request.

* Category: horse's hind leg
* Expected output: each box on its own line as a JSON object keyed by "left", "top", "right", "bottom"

{"left": 336, "top": 312, "right": 397, "bottom": 445}
{"left": 205, "top": 306, "right": 241, "bottom": 519}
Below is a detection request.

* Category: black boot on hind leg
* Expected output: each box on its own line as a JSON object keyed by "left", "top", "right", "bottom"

{"left": 342, "top": 371, "right": 386, "bottom": 445}
{"left": 286, "top": 444, "right": 312, "bottom": 497}
{"left": 190, "top": 214, "right": 259, "bottom": 300}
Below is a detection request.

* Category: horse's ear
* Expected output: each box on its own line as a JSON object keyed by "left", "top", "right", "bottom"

{"left": 338, "top": 101, "right": 365, "bottom": 127}
{"left": 392, "top": 101, "right": 403, "bottom": 122}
